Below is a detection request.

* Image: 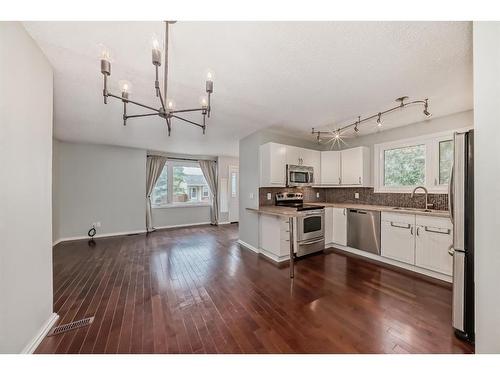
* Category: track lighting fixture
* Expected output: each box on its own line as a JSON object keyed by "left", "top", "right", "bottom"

{"left": 311, "top": 96, "right": 431, "bottom": 145}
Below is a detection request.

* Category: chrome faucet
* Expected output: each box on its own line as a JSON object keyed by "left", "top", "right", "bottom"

{"left": 411, "top": 186, "right": 433, "bottom": 210}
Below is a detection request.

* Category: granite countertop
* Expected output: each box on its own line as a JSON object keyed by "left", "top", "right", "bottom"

{"left": 247, "top": 202, "right": 449, "bottom": 218}
{"left": 309, "top": 202, "right": 450, "bottom": 218}
{"left": 246, "top": 206, "right": 304, "bottom": 218}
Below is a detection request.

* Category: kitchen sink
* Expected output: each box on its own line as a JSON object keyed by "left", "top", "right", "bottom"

{"left": 391, "top": 207, "right": 433, "bottom": 213}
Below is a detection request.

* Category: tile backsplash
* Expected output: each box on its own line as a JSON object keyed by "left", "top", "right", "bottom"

{"left": 258, "top": 187, "right": 448, "bottom": 211}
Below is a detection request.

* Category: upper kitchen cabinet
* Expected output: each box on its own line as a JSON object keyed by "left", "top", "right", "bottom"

{"left": 286, "top": 145, "right": 320, "bottom": 170}
{"left": 340, "top": 146, "right": 371, "bottom": 186}
{"left": 320, "top": 151, "right": 341, "bottom": 185}
{"left": 260, "top": 142, "right": 287, "bottom": 187}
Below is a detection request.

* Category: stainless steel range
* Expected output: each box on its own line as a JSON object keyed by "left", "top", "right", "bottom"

{"left": 275, "top": 192, "right": 325, "bottom": 257}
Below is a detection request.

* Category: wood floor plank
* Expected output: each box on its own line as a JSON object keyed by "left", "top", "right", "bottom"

{"left": 36, "top": 224, "right": 474, "bottom": 354}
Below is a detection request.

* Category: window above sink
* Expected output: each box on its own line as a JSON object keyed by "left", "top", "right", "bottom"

{"left": 373, "top": 128, "right": 471, "bottom": 194}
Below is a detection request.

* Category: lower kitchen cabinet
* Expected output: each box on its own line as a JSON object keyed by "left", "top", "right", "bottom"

{"left": 259, "top": 214, "right": 293, "bottom": 261}
{"left": 415, "top": 216, "right": 453, "bottom": 276}
{"left": 380, "top": 212, "right": 453, "bottom": 276}
{"left": 381, "top": 218, "right": 415, "bottom": 264}
{"left": 325, "top": 207, "right": 347, "bottom": 246}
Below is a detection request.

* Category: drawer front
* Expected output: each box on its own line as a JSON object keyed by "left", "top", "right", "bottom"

{"left": 381, "top": 220, "right": 415, "bottom": 264}
{"left": 381, "top": 211, "right": 415, "bottom": 225}
{"left": 416, "top": 215, "right": 452, "bottom": 230}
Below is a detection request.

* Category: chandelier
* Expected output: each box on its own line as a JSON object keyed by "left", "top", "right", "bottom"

{"left": 99, "top": 21, "right": 213, "bottom": 135}
{"left": 311, "top": 96, "right": 431, "bottom": 148}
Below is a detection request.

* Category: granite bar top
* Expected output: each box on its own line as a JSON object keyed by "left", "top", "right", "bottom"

{"left": 309, "top": 202, "right": 450, "bottom": 218}
{"left": 246, "top": 206, "right": 303, "bottom": 218}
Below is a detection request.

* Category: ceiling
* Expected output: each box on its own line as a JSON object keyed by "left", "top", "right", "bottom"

{"left": 23, "top": 21, "right": 473, "bottom": 157}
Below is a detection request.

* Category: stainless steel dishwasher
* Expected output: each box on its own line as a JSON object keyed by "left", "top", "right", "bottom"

{"left": 347, "top": 209, "right": 381, "bottom": 254}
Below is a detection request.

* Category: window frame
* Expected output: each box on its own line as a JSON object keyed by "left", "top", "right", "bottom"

{"left": 152, "top": 160, "right": 211, "bottom": 208}
{"left": 373, "top": 127, "right": 472, "bottom": 194}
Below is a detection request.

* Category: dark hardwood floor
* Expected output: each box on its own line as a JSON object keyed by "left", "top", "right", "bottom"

{"left": 36, "top": 224, "right": 473, "bottom": 354}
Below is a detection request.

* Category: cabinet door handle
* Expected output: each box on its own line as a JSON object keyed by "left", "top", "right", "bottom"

{"left": 416, "top": 227, "right": 420, "bottom": 236}
{"left": 358, "top": 176, "right": 362, "bottom": 184}
{"left": 390, "top": 222, "right": 411, "bottom": 229}
{"left": 343, "top": 208, "right": 346, "bottom": 215}
{"left": 338, "top": 177, "right": 341, "bottom": 184}
{"left": 424, "top": 226, "right": 451, "bottom": 235}
{"left": 410, "top": 226, "right": 414, "bottom": 235}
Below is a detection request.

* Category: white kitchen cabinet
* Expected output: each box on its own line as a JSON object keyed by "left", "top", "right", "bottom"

{"left": 415, "top": 216, "right": 453, "bottom": 276}
{"left": 340, "top": 146, "right": 371, "bottom": 186}
{"left": 332, "top": 207, "right": 347, "bottom": 246}
{"left": 259, "top": 214, "right": 294, "bottom": 261}
{"left": 260, "top": 142, "right": 287, "bottom": 187}
{"left": 381, "top": 213, "right": 415, "bottom": 264}
{"left": 320, "top": 151, "right": 341, "bottom": 186}
{"left": 285, "top": 145, "right": 302, "bottom": 166}
{"left": 301, "top": 148, "right": 321, "bottom": 183}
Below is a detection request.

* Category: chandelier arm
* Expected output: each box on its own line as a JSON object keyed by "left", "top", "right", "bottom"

{"left": 171, "top": 115, "right": 205, "bottom": 129}
{"left": 157, "top": 87, "right": 166, "bottom": 111}
{"left": 125, "top": 113, "right": 160, "bottom": 119}
{"left": 108, "top": 93, "right": 160, "bottom": 112}
{"left": 170, "top": 108, "right": 206, "bottom": 114}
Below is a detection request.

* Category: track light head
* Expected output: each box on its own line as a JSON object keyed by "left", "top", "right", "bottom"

{"left": 423, "top": 99, "right": 431, "bottom": 118}
{"left": 377, "top": 113, "right": 382, "bottom": 127}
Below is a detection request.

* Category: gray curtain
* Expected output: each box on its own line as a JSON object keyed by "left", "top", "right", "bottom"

{"left": 199, "top": 160, "right": 218, "bottom": 225}
{"left": 146, "top": 155, "right": 167, "bottom": 232}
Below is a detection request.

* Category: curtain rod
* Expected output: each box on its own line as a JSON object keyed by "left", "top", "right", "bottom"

{"left": 147, "top": 154, "right": 217, "bottom": 163}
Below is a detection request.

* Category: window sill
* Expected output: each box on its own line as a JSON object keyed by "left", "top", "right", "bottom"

{"left": 153, "top": 203, "right": 211, "bottom": 209}
{"left": 374, "top": 187, "right": 448, "bottom": 194}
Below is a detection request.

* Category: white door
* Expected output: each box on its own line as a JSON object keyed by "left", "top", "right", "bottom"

{"left": 228, "top": 165, "right": 239, "bottom": 223}
{"left": 381, "top": 220, "right": 415, "bottom": 264}
{"left": 285, "top": 145, "right": 302, "bottom": 166}
{"left": 341, "top": 147, "right": 363, "bottom": 185}
{"left": 415, "top": 225, "right": 453, "bottom": 275}
{"left": 321, "top": 151, "right": 341, "bottom": 185}
{"left": 332, "top": 208, "right": 347, "bottom": 246}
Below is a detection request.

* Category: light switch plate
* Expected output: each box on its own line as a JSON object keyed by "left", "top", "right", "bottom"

{"left": 354, "top": 192, "right": 359, "bottom": 199}
{"left": 249, "top": 193, "right": 254, "bottom": 199}
{"left": 267, "top": 193, "right": 272, "bottom": 200}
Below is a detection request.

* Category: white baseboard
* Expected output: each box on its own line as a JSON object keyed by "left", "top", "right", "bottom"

{"left": 237, "top": 240, "right": 289, "bottom": 263}
{"left": 21, "top": 313, "right": 59, "bottom": 354}
{"left": 53, "top": 229, "right": 147, "bottom": 246}
{"left": 154, "top": 222, "right": 211, "bottom": 230}
{"left": 218, "top": 221, "right": 231, "bottom": 225}
{"left": 329, "top": 243, "right": 452, "bottom": 283}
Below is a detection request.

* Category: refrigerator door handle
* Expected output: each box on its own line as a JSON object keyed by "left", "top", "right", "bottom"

{"left": 449, "top": 164, "right": 454, "bottom": 225}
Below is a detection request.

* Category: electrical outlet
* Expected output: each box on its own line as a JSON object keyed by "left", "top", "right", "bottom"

{"left": 354, "top": 192, "right": 360, "bottom": 199}
{"left": 96, "top": 222, "right": 101, "bottom": 228}
{"left": 267, "top": 192, "right": 272, "bottom": 200}
{"left": 249, "top": 193, "right": 254, "bottom": 199}
{"left": 316, "top": 192, "right": 320, "bottom": 198}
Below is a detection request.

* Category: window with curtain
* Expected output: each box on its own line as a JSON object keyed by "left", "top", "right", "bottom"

{"left": 152, "top": 160, "right": 210, "bottom": 206}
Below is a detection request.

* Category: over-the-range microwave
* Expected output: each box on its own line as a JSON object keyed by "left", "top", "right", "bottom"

{"left": 286, "top": 164, "right": 314, "bottom": 187}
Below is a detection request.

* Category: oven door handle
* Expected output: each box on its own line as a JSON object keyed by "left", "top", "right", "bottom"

{"left": 299, "top": 238, "right": 324, "bottom": 245}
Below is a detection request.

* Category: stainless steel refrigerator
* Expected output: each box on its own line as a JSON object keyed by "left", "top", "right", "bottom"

{"left": 449, "top": 129, "right": 474, "bottom": 343}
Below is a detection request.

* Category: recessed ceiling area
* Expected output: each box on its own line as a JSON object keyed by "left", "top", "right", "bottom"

{"left": 23, "top": 21, "right": 473, "bottom": 157}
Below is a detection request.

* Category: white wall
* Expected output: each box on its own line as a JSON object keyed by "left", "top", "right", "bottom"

{"left": 473, "top": 22, "right": 500, "bottom": 354}
{"left": 53, "top": 141, "right": 147, "bottom": 240}
{"left": 53, "top": 141, "right": 213, "bottom": 241}
{"left": 239, "top": 130, "right": 321, "bottom": 248}
{"left": 0, "top": 22, "right": 54, "bottom": 353}
{"left": 217, "top": 156, "right": 239, "bottom": 223}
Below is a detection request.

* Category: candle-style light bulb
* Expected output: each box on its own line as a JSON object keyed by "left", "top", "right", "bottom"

{"left": 99, "top": 44, "right": 111, "bottom": 76}
{"left": 152, "top": 35, "right": 162, "bottom": 66}
{"left": 167, "top": 99, "right": 175, "bottom": 110}
{"left": 205, "top": 69, "right": 214, "bottom": 93}
{"left": 200, "top": 97, "right": 208, "bottom": 108}
{"left": 119, "top": 80, "right": 131, "bottom": 99}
